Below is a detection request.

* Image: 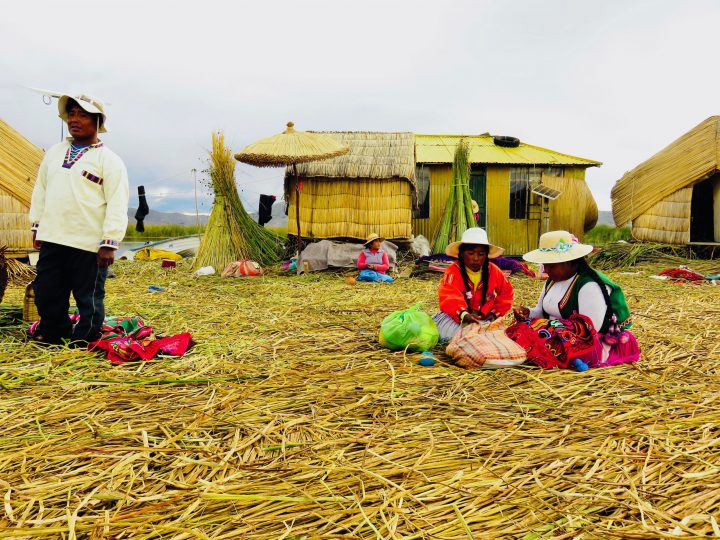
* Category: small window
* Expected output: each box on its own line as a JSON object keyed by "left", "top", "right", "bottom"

{"left": 509, "top": 167, "right": 563, "bottom": 219}
{"left": 413, "top": 165, "right": 430, "bottom": 219}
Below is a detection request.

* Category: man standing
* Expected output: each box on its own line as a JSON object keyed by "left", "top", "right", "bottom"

{"left": 29, "top": 94, "right": 129, "bottom": 345}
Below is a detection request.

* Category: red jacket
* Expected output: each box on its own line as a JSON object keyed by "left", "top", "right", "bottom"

{"left": 438, "top": 261, "right": 514, "bottom": 323}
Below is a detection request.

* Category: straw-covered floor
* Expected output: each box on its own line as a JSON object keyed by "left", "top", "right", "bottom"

{"left": 1, "top": 259, "right": 719, "bottom": 539}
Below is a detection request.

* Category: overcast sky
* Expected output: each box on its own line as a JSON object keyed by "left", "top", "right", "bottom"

{"left": 2, "top": 0, "right": 719, "bottom": 217}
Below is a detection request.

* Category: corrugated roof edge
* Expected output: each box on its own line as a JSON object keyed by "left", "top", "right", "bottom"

{"left": 414, "top": 134, "right": 602, "bottom": 167}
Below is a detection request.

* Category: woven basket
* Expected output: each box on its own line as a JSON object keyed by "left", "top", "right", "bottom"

{"left": 23, "top": 282, "right": 39, "bottom": 322}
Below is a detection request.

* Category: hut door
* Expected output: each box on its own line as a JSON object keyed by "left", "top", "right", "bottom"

{"left": 470, "top": 166, "right": 487, "bottom": 228}
{"left": 690, "top": 175, "right": 719, "bottom": 242}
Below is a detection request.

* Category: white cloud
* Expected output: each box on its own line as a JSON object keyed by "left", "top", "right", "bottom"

{"left": 2, "top": 0, "right": 719, "bottom": 214}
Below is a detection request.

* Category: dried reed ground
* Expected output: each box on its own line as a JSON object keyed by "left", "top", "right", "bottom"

{"left": 0, "top": 260, "right": 719, "bottom": 539}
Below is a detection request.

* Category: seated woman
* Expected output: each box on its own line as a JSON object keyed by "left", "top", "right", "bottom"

{"left": 357, "top": 233, "right": 394, "bottom": 283}
{"left": 433, "top": 228, "right": 514, "bottom": 341}
{"left": 512, "top": 230, "right": 640, "bottom": 370}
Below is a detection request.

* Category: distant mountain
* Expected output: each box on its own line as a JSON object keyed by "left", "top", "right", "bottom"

{"left": 128, "top": 205, "right": 609, "bottom": 229}
{"left": 597, "top": 210, "right": 615, "bottom": 226}
{"left": 128, "top": 208, "right": 210, "bottom": 226}
{"left": 128, "top": 201, "right": 289, "bottom": 228}
{"left": 248, "top": 200, "right": 288, "bottom": 228}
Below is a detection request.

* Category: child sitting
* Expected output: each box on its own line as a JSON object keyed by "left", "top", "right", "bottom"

{"left": 433, "top": 228, "right": 514, "bottom": 340}
{"left": 357, "top": 233, "right": 394, "bottom": 283}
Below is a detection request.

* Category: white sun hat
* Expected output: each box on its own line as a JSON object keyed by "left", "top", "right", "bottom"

{"left": 446, "top": 227, "right": 504, "bottom": 259}
{"left": 523, "top": 230, "right": 594, "bottom": 264}
{"left": 58, "top": 94, "right": 108, "bottom": 133}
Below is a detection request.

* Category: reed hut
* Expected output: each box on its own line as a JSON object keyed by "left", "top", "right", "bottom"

{"left": 0, "top": 119, "right": 43, "bottom": 257}
{"left": 285, "top": 132, "right": 415, "bottom": 241}
{"left": 611, "top": 116, "right": 720, "bottom": 245}
{"left": 413, "top": 134, "right": 601, "bottom": 255}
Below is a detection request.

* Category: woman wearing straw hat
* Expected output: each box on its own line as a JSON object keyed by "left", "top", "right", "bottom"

{"left": 471, "top": 199, "right": 480, "bottom": 225}
{"left": 357, "top": 233, "right": 393, "bottom": 283}
{"left": 433, "top": 227, "right": 514, "bottom": 341}
{"left": 511, "top": 230, "right": 640, "bottom": 370}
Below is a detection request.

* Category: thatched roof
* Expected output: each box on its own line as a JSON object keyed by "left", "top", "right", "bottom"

{"left": 0, "top": 118, "right": 43, "bottom": 208}
{"left": 288, "top": 132, "right": 415, "bottom": 183}
{"left": 611, "top": 116, "right": 720, "bottom": 226}
{"left": 416, "top": 134, "right": 601, "bottom": 167}
{"left": 235, "top": 122, "right": 350, "bottom": 167}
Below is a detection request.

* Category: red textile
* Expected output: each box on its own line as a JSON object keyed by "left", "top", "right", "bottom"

{"left": 357, "top": 249, "right": 390, "bottom": 273}
{"left": 658, "top": 268, "right": 705, "bottom": 282}
{"left": 505, "top": 314, "right": 597, "bottom": 369}
{"left": 90, "top": 332, "right": 194, "bottom": 364}
{"left": 438, "top": 262, "right": 514, "bottom": 323}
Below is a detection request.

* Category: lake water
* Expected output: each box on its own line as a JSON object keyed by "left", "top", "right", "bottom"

{"left": 118, "top": 240, "right": 151, "bottom": 258}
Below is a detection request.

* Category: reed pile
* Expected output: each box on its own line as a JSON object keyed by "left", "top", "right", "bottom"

{"left": 589, "top": 241, "right": 720, "bottom": 273}
{"left": 193, "top": 132, "right": 284, "bottom": 271}
{"left": 0, "top": 259, "right": 719, "bottom": 538}
{"left": 432, "top": 140, "right": 475, "bottom": 254}
{"left": 6, "top": 258, "right": 35, "bottom": 283}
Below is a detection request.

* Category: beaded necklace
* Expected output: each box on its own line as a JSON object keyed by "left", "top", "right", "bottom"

{"left": 62, "top": 141, "right": 103, "bottom": 169}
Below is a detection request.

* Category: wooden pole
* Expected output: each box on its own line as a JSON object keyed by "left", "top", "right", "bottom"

{"left": 294, "top": 163, "right": 302, "bottom": 256}
{"left": 192, "top": 168, "right": 200, "bottom": 233}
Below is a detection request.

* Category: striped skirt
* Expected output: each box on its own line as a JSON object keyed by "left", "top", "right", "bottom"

{"left": 432, "top": 312, "right": 463, "bottom": 341}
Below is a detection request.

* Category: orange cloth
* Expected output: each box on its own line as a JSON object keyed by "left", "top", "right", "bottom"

{"left": 438, "top": 261, "right": 514, "bottom": 323}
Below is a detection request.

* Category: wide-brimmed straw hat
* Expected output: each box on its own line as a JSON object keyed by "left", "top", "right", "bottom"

{"left": 364, "top": 233, "right": 385, "bottom": 246}
{"left": 471, "top": 200, "right": 479, "bottom": 213}
{"left": 523, "top": 230, "right": 594, "bottom": 264}
{"left": 58, "top": 94, "right": 108, "bottom": 133}
{"left": 446, "top": 228, "right": 504, "bottom": 259}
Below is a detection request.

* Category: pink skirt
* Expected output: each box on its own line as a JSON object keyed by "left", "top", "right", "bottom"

{"left": 577, "top": 330, "right": 640, "bottom": 368}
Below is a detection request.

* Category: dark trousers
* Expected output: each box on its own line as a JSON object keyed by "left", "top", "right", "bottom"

{"left": 34, "top": 242, "right": 107, "bottom": 344}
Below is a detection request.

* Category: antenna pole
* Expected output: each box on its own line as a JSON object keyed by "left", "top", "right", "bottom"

{"left": 192, "top": 168, "right": 200, "bottom": 232}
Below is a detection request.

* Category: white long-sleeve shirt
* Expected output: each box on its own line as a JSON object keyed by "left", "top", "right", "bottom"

{"left": 528, "top": 274, "right": 610, "bottom": 331}
{"left": 29, "top": 139, "right": 129, "bottom": 253}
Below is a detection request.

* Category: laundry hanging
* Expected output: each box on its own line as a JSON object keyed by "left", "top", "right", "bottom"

{"left": 258, "top": 194, "right": 276, "bottom": 226}
{"left": 134, "top": 185, "right": 150, "bottom": 232}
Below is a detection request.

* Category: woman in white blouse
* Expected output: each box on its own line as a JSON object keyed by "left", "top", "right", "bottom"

{"left": 512, "top": 231, "right": 639, "bottom": 370}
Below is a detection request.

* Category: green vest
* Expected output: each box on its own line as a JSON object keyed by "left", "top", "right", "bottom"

{"left": 543, "top": 270, "right": 632, "bottom": 333}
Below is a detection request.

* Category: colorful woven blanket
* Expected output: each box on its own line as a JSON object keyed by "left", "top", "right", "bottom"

{"left": 29, "top": 315, "right": 193, "bottom": 364}
{"left": 506, "top": 314, "right": 596, "bottom": 369}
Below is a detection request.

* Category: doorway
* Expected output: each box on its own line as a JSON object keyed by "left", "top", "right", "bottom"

{"left": 470, "top": 165, "right": 487, "bottom": 228}
{"left": 690, "top": 174, "right": 720, "bottom": 242}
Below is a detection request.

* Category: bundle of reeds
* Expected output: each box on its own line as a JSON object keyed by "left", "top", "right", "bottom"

{"left": 589, "top": 241, "right": 695, "bottom": 270}
{"left": 432, "top": 140, "right": 474, "bottom": 254}
{"left": 193, "top": 132, "right": 284, "bottom": 270}
{"left": 5, "top": 257, "right": 35, "bottom": 283}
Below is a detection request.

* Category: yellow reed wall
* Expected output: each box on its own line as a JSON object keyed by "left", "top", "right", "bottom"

{"left": 411, "top": 165, "right": 594, "bottom": 254}
{"left": 287, "top": 177, "right": 413, "bottom": 240}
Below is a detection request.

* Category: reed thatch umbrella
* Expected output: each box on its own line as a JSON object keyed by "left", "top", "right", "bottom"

{"left": 235, "top": 122, "right": 350, "bottom": 254}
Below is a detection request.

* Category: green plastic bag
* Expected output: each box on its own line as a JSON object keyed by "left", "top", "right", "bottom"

{"left": 379, "top": 303, "right": 439, "bottom": 352}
